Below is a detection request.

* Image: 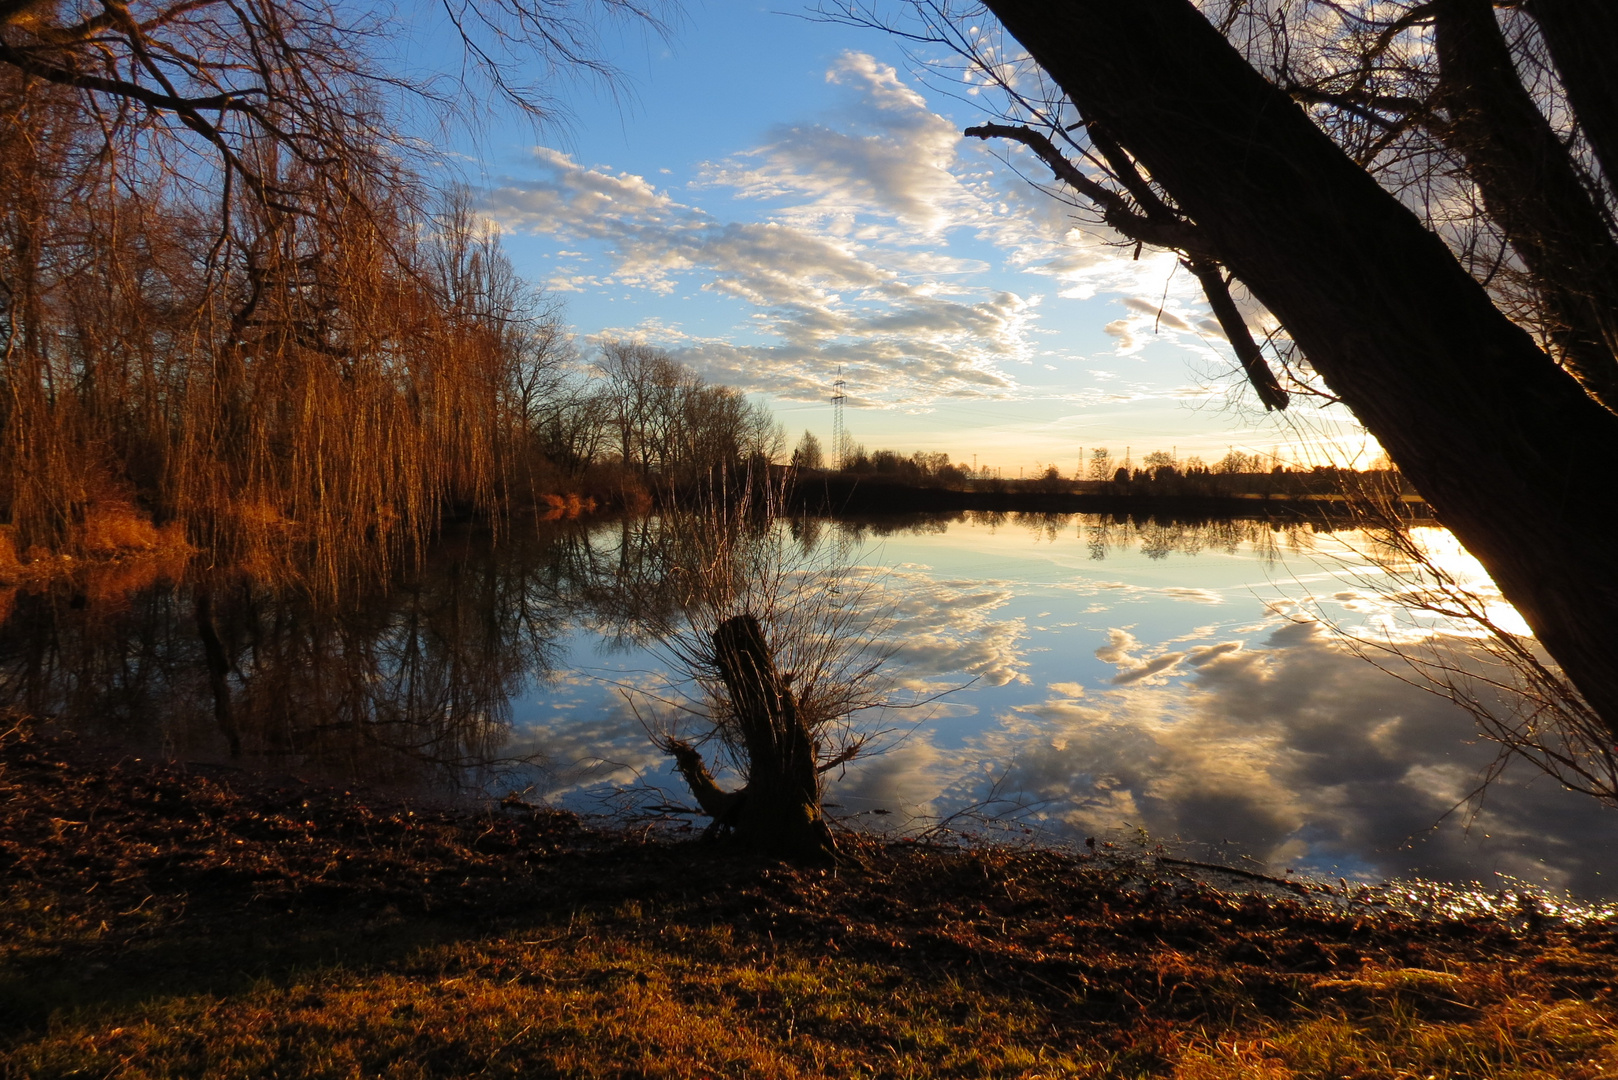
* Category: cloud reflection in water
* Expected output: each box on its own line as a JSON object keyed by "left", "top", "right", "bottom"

{"left": 813, "top": 520, "right": 1618, "bottom": 899}
{"left": 503, "top": 514, "right": 1617, "bottom": 899}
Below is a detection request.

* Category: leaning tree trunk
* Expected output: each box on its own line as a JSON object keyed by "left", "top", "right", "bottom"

{"left": 980, "top": 0, "right": 1618, "bottom": 733}
{"left": 1524, "top": 0, "right": 1618, "bottom": 199}
{"left": 666, "top": 613, "right": 836, "bottom": 861}
{"left": 1432, "top": 0, "right": 1618, "bottom": 409}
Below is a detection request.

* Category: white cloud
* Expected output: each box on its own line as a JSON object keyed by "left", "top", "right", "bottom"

{"left": 486, "top": 147, "right": 1031, "bottom": 406}
{"left": 1122, "top": 296, "right": 1195, "bottom": 332}
{"left": 1160, "top": 587, "right": 1226, "bottom": 605}
{"left": 1186, "top": 641, "right": 1242, "bottom": 665}
{"left": 482, "top": 51, "right": 1269, "bottom": 410}
{"left": 1093, "top": 627, "right": 1141, "bottom": 666}
{"left": 1110, "top": 651, "right": 1188, "bottom": 685}
{"left": 700, "top": 52, "right": 980, "bottom": 241}
{"left": 869, "top": 570, "right": 1032, "bottom": 689}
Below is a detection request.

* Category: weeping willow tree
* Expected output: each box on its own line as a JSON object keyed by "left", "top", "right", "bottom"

{"left": 0, "top": 0, "right": 643, "bottom": 592}
{"left": 0, "top": 124, "right": 550, "bottom": 590}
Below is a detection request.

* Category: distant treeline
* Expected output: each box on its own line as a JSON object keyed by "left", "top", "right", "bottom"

{"left": 787, "top": 437, "right": 1418, "bottom": 509}
{"left": 1, "top": 103, "right": 1395, "bottom": 595}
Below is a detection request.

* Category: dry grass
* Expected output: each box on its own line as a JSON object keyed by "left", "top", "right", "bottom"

{"left": 78, "top": 502, "right": 165, "bottom": 555}
{"left": 0, "top": 530, "right": 18, "bottom": 579}
{"left": 3, "top": 730, "right": 1616, "bottom": 1080}
{"left": 0, "top": 502, "right": 191, "bottom": 600}
{"left": 6, "top": 940, "right": 1122, "bottom": 1079}
{"left": 1177, "top": 971, "right": 1618, "bottom": 1079}
{"left": 539, "top": 492, "right": 599, "bottom": 520}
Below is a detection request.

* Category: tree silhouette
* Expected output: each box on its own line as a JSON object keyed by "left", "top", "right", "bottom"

{"left": 792, "top": 431, "right": 825, "bottom": 472}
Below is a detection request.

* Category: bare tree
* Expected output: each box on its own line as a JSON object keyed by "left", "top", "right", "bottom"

{"left": 1222, "top": 0, "right": 1618, "bottom": 411}
{"left": 1086, "top": 448, "right": 1114, "bottom": 483}
{"left": 792, "top": 430, "right": 825, "bottom": 471}
{"left": 0, "top": 0, "right": 666, "bottom": 588}
{"left": 592, "top": 341, "right": 779, "bottom": 484}
{"left": 0, "top": 0, "right": 667, "bottom": 216}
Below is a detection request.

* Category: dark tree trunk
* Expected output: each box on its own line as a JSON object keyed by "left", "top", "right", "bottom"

{"left": 1431, "top": 0, "right": 1618, "bottom": 408}
{"left": 1523, "top": 0, "right": 1618, "bottom": 196}
{"left": 665, "top": 614, "right": 836, "bottom": 861}
{"left": 981, "top": 0, "right": 1618, "bottom": 732}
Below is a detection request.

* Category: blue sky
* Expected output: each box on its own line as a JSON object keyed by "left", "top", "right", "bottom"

{"left": 434, "top": 1, "right": 1376, "bottom": 473}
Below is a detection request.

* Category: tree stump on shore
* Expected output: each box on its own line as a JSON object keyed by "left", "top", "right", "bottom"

{"left": 664, "top": 613, "right": 836, "bottom": 861}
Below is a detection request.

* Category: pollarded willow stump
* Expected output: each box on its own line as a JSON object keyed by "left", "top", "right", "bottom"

{"left": 663, "top": 613, "right": 836, "bottom": 861}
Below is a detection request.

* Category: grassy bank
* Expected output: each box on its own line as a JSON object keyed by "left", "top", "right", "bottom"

{"left": 3, "top": 727, "right": 1616, "bottom": 1079}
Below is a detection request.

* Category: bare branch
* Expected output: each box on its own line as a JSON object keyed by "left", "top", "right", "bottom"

{"left": 964, "top": 121, "right": 1209, "bottom": 254}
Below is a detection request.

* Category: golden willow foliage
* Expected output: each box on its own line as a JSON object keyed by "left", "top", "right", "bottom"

{"left": 0, "top": 73, "right": 563, "bottom": 594}
{"left": 0, "top": 3, "right": 773, "bottom": 601}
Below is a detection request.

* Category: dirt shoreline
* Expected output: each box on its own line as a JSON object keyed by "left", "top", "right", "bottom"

{"left": 4, "top": 727, "right": 1616, "bottom": 1077}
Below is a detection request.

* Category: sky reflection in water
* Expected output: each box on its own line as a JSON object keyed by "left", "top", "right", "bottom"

{"left": 517, "top": 513, "right": 1618, "bottom": 900}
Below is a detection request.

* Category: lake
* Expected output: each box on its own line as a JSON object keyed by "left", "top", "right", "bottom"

{"left": 4, "top": 509, "right": 1615, "bottom": 899}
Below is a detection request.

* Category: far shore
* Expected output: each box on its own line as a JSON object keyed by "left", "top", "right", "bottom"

{"left": 786, "top": 473, "right": 1433, "bottom": 519}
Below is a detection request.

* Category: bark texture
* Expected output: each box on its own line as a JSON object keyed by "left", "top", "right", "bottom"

{"left": 1432, "top": 0, "right": 1618, "bottom": 408}
{"left": 980, "top": 0, "right": 1618, "bottom": 731}
{"left": 1523, "top": 0, "right": 1618, "bottom": 194}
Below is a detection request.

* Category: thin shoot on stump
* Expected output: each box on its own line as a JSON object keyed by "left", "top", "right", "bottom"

{"left": 620, "top": 476, "right": 905, "bottom": 862}
{"left": 660, "top": 614, "right": 838, "bottom": 860}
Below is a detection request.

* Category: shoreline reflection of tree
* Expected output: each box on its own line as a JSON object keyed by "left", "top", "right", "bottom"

{"left": 574, "top": 510, "right": 787, "bottom": 650}
{"left": 0, "top": 507, "right": 1427, "bottom": 793}
{"left": 808, "top": 509, "right": 1326, "bottom": 564}
{"left": 1083, "top": 516, "right": 1306, "bottom": 565}
{"left": 0, "top": 526, "right": 585, "bottom": 787}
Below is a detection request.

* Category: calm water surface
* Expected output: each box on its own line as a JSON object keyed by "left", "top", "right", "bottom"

{"left": 5, "top": 511, "right": 1614, "bottom": 899}
{"left": 522, "top": 513, "right": 1618, "bottom": 899}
